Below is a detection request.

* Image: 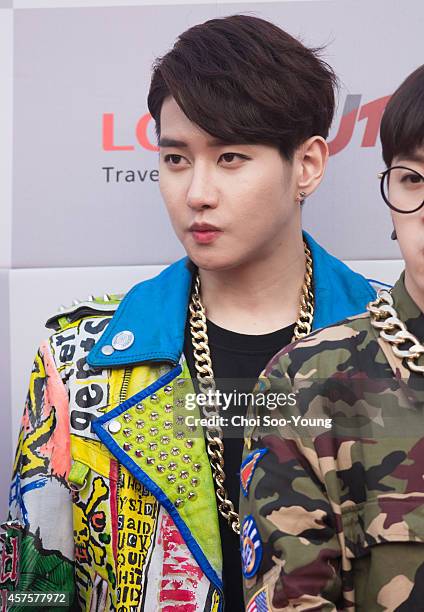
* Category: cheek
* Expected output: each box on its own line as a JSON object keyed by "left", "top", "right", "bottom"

{"left": 247, "top": 174, "right": 295, "bottom": 223}
{"left": 262, "top": 161, "right": 294, "bottom": 202}
{"left": 158, "top": 173, "right": 172, "bottom": 204}
{"left": 159, "top": 176, "right": 181, "bottom": 217}
{"left": 232, "top": 167, "right": 289, "bottom": 213}
{"left": 396, "top": 218, "right": 421, "bottom": 265}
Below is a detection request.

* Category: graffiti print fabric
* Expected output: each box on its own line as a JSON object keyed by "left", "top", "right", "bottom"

{"left": 1, "top": 313, "right": 223, "bottom": 611}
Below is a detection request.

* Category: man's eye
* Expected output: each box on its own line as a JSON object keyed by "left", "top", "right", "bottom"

{"left": 220, "top": 153, "right": 247, "bottom": 163}
{"left": 163, "top": 154, "right": 183, "bottom": 165}
{"left": 401, "top": 172, "right": 424, "bottom": 184}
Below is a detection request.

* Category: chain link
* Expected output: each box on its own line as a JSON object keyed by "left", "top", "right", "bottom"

{"left": 189, "top": 242, "right": 315, "bottom": 534}
{"left": 367, "top": 289, "right": 424, "bottom": 373}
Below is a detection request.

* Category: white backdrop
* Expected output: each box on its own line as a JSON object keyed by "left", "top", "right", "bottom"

{"left": 2, "top": 0, "right": 420, "bottom": 519}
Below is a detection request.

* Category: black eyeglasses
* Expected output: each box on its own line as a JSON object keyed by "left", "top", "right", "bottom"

{"left": 378, "top": 165, "right": 424, "bottom": 214}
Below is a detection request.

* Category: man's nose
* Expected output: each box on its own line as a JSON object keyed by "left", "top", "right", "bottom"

{"left": 186, "top": 165, "right": 218, "bottom": 210}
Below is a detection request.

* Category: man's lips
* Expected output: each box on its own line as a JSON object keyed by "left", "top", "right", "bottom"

{"left": 189, "top": 223, "right": 222, "bottom": 244}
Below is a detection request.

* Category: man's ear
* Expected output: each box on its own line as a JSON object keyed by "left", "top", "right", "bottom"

{"left": 296, "top": 136, "right": 329, "bottom": 198}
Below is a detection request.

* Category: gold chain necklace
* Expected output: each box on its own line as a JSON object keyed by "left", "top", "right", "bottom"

{"left": 188, "top": 241, "right": 314, "bottom": 534}
{"left": 368, "top": 289, "right": 424, "bottom": 374}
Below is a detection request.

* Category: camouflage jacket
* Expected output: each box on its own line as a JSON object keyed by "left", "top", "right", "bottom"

{"left": 240, "top": 272, "right": 424, "bottom": 611}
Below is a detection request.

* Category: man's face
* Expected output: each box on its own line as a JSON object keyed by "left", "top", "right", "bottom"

{"left": 390, "top": 148, "right": 424, "bottom": 304}
{"left": 158, "top": 96, "right": 300, "bottom": 271}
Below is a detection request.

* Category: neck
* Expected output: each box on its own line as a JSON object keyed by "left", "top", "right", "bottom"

{"left": 197, "top": 231, "right": 306, "bottom": 334}
{"left": 404, "top": 269, "right": 424, "bottom": 315}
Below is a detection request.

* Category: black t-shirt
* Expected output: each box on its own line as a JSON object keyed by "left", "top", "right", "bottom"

{"left": 184, "top": 313, "right": 295, "bottom": 611}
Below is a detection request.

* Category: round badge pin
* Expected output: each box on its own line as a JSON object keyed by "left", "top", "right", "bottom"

{"left": 241, "top": 515, "right": 263, "bottom": 579}
{"left": 112, "top": 330, "right": 135, "bottom": 351}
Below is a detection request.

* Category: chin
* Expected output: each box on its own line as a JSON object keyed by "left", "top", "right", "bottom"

{"left": 186, "top": 248, "right": 239, "bottom": 272}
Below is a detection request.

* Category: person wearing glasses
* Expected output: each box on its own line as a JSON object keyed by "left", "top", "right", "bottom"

{"left": 240, "top": 64, "right": 424, "bottom": 612}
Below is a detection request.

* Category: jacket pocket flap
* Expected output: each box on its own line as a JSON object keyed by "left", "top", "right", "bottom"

{"left": 341, "top": 495, "right": 424, "bottom": 558}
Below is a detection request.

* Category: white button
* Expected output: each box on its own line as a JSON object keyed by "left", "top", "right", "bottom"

{"left": 112, "top": 331, "right": 135, "bottom": 351}
{"left": 108, "top": 421, "right": 121, "bottom": 434}
{"left": 101, "top": 345, "right": 114, "bottom": 356}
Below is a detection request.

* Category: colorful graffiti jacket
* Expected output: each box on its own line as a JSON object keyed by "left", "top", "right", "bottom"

{"left": 240, "top": 271, "right": 424, "bottom": 611}
{"left": 1, "top": 232, "right": 377, "bottom": 612}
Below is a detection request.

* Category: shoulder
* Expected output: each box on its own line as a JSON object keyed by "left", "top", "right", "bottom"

{"left": 43, "top": 293, "right": 126, "bottom": 376}
{"left": 304, "top": 231, "right": 377, "bottom": 300}
{"left": 45, "top": 292, "right": 124, "bottom": 332}
{"left": 266, "top": 311, "right": 377, "bottom": 380}
{"left": 304, "top": 232, "right": 380, "bottom": 329}
{"left": 46, "top": 257, "right": 191, "bottom": 334}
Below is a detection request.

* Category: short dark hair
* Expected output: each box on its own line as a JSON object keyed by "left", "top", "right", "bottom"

{"left": 147, "top": 14, "right": 337, "bottom": 160}
{"left": 380, "top": 64, "right": 424, "bottom": 167}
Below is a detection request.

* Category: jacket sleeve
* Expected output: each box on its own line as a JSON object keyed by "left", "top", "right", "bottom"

{"left": 239, "top": 356, "right": 346, "bottom": 612}
{"left": 0, "top": 339, "right": 76, "bottom": 610}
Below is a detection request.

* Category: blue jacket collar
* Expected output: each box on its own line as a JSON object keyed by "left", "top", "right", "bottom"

{"left": 87, "top": 231, "right": 376, "bottom": 369}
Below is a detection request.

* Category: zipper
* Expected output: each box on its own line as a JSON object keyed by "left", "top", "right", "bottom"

{"left": 116, "top": 367, "right": 132, "bottom": 539}
{"left": 120, "top": 367, "right": 132, "bottom": 405}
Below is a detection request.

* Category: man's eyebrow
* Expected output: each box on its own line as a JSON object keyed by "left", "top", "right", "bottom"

{"left": 158, "top": 136, "right": 238, "bottom": 148}
{"left": 410, "top": 152, "right": 424, "bottom": 163}
{"left": 158, "top": 137, "right": 187, "bottom": 148}
{"left": 397, "top": 151, "right": 424, "bottom": 164}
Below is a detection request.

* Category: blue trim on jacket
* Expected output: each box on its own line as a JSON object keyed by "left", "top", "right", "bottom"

{"left": 91, "top": 364, "right": 224, "bottom": 594}
{"left": 87, "top": 231, "right": 376, "bottom": 369}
